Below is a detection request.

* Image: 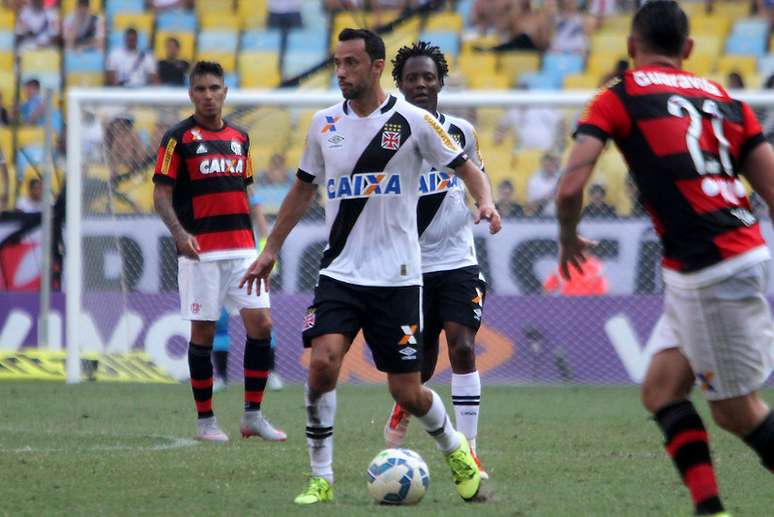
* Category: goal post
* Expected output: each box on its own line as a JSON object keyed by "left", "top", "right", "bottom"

{"left": 64, "top": 87, "right": 774, "bottom": 385}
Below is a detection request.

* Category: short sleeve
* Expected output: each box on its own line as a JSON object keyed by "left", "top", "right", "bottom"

{"left": 464, "top": 123, "right": 483, "bottom": 170}
{"left": 152, "top": 129, "right": 181, "bottom": 184}
{"left": 144, "top": 54, "right": 157, "bottom": 74}
{"left": 574, "top": 85, "right": 631, "bottom": 142}
{"left": 739, "top": 101, "right": 766, "bottom": 165}
{"left": 415, "top": 111, "right": 467, "bottom": 171}
{"left": 297, "top": 115, "right": 324, "bottom": 184}
{"left": 243, "top": 134, "right": 254, "bottom": 186}
{"left": 106, "top": 49, "right": 118, "bottom": 72}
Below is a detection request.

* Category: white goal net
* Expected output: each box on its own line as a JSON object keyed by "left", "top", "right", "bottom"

{"left": 65, "top": 88, "right": 774, "bottom": 386}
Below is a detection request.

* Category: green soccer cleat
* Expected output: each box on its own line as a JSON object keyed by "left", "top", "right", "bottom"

{"left": 707, "top": 513, "right": 731, "bottom": 517}
{"left": 293, "top": 476, "right": 333, "bottom": 505}
{"left": 446, "top": 432, "right": 481, "bottom": 501}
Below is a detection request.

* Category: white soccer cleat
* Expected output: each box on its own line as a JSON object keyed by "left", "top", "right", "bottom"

{"left": 384, "top": 403, "right": 411, "bottom": 448}
{"left": 240, "top": 412, "right": 287, "bottom": 441}
{"left": 196, "top": 416, "right": 229, "bottom": 442}
{"left": 267, "top": 372, "right": 284, "bottom": 391}
{"left": 212, "top": 377, "right": 227, "bottom": 393}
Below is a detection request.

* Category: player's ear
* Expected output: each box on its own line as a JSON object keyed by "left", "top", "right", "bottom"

{"left": 373, "top": 57, "right": 385, "bottom": 76}
{"left": 681, "top": 37, "right": 694, "bottom": 62}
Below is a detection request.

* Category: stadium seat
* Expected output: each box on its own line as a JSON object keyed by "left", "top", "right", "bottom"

{"left": 65, "top": 50, "right": 104, "bottom": 73}
{"left": 199, "top": 13, "right": 240, "bottom": 31}
{"left": 241, "top": 30, "right": 282, "bottom": 51}
{"left": 563, "top": 73, "right": 599, "bottom": 89}
{"left": 0, "top": 9, "right": 14, "bottom": 30}
{"left": 156, "top": 10, "right": 197, "bottom": 31}
{"left": 154, "top": 31, "right": 195, "bottom": 61}
{"left": 586, "top": 53, "right": 628, "bottom": 77}
{"left": 730, "top": 18, "right": 768, "bottom": 38}
{"left": 283, "top": 51, "right": 327, "bottom": 79}
{"left": 598, "top": 15, "right": 630, "bottom": 32}
{"left": 425, "top": 12, "right": 463, "bottom": 32}
{"left": 112, "top": 12, "right": 154, "bottom": 34}
{"left": 757, "top": 54, "right": 774, "bottom": 81}
{"left": 716, "top": 55, "right": 757, "bottom": 78}
{"left": 690, "top": 35, "right": 724, "bottom": 57}
{"left": 419, "top": 31, "right": 460, "bottom": 56}
{"left": 590, "top": 33, "right": 627, "bottom": 54}
{"left": 224, "top": 73, "right": 239, "bottom": 88}
{"left": 196, "top": 0, "right": 233, "bottom": 15}
{"left": 0, "top": 72, "right": 14, "bottom": 103}
{"left": 197, "top": 51, "right": 236, "bottom": 73}
{"left": 66, "top": 72, "right": 104, "bottom": 87}
{"left": 714, "top": 1, "right": 751, "bottom": 19}
{"left": 0, "top": 52, "right": 12, "bottom": 72}
{"left": 518, "top": 71, "right": 562, "bottom": 90}
{"left": 105, "top": 0, "right": 144, "bottom": 17}
{"left": 458, "top": 52, "right": 496, "bottom": 79}
{"left": 240, "top": 67, "right": 280, "bottom": 88}
{"left": 0, "top": 31, "right": 13, "bottom": 51}
{"left": 498, "top": 52, "right": 540, "bottom": 83}
{"left": 542, "top": 52, "right": 585, "bottom": 78}
{"left": 20, "top": 49, "right": 61, "bottom": 74}
{"left": 684, "top": 53, "right": 715, "bottom": 76}
{"left": 0, "top": 126, "right": 11, "bottom": 160}
{"left": 725, "top": 35, "right": 767, "bottom": 58}
{"left": 690, "top": 15, "right": 731, "bottom": 37}
{"left": 288, "top": 29, "right": 327, "bottom": 53}
{"left": 61, "top": 0, "right": 103, "bottom": 14}
{"left": 468, "top": 73, "right": 510, "bottom": 89}
{"left": 198, "top": 31, "right": 239, "bottom": 53}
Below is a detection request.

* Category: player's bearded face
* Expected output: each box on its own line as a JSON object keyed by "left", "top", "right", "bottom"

{"left": 189, "top": 74, "right": 226, "bottom": 118}
{"left": 398, "top": 56, "right": 441, "bottom": 112}
{"left": 335, "top": 40, "right": 383, "bottom": 100}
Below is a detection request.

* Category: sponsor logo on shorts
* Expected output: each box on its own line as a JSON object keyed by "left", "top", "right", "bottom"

{"left": 303, "top": 308, "right": 316, "bottom": 331}
{"left": 399, "top": 325, "right": 417, "bottom": 345}
{"left": 697, "top": 371, "right": 716, "bottom": 392}
{"left": 399, "top": 346, "right": 417, "bottom": 360}
{"left": 472, "top": 288, "right": 483, "bottom": 305}
{"left": 191, "top": 303, "right": 201, "bottom": 314}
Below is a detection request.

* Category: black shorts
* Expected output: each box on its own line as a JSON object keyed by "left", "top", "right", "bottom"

{"left": 423, "top": 265, "right": 486, "bottom": 346}
{"left": 302, "top": 275, "right": 422, "bottom": 374}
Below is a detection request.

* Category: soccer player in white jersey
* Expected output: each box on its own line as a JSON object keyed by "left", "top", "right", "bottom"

{"left": 240, "top": 28, "right": 502, "bottom": 504}
{"left": 383, "top": 41, "right": 491, "bottom": 479}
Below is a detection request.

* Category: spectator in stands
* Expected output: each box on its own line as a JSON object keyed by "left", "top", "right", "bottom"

{"left": 549, "top": 0, "right": 588, "bottom": 55}
{"left": 268, "top": 0, "right": 303, "bottom": 78}
{"left": 150, "top": 0, "right": 193, "bottom": 11}
{"left": 251, "top": 152, "right": 293, "bottom": 215}
{"left": 761, "top": 74, "right": 774, "bottom": 143}
{"left": 106, "top": 28, "right": 158, "bottom": 87}
{"left": 525, "top": 151, "right": 562, "bottom": 217}
{"left": 495, "top": 179, "right": 524, "bottom": 219}
{"left": 63, "top": 0, "right": 105, "bottom": 51}
{"left": 158, "top": 37, "right": 189, "bottom": 86}
{"left": 581, "top": 183, "right": 617, "bottom": 219}
{"left": 588, "top": 0, "right": 619, "bottom": 30}
{"left": 495, "top": 96, "right": 565, "bottom": 151}
{"left": 484, "top": 0, "right": 553, "bottom": 52}
{"left": 19, "top": 79, "right": 45, "bottom": 126}
{"left": 15, "top": 0, "right": 60, "bottom": 51}
{"left": 727, "top": 71, "right": 745, "bottom": 89}
{"left": 0, "top": 92, "right": 9, "bottom": 125}
{"left": 15, "top": 177, "right": 42, "bottom": 213}
{"left": 467, "top": 0, "right": 503, "bottom": 38}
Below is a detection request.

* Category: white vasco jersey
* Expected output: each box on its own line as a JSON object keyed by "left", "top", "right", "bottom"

{"left": 418, "top": 112, "right": 483, "bottom": 274}
{"left": 298, "top": 95, "right": 467, "bottom": 287}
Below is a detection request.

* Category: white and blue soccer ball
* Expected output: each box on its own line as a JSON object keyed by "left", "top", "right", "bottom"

{"left": 367, "top": 448, "right": 430, "bottom": 505}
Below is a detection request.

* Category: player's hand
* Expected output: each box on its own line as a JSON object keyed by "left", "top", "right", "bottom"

{"left": 174, "top": 231, "right": 200, "bottom": 260}
{"left": 239, "top": 249, "right": 276, "bottom": 295}
{"left": 474, "top": 203, "right": 502, "bottom": 234}
{"left": 559, "top": 233, "right": 597, "bottom": 280}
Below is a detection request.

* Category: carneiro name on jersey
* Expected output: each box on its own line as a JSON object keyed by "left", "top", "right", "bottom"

{"left": 419, "top": 170, "right": 459, "bottom": 195}
{"left": 327, "top": 173, "right": 402, "bottom": 200}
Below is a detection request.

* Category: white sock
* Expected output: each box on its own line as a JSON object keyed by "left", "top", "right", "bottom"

{"left": 416, "top": 389, "right": 460, "bottom": 454}
{"left": 304, "top": 383, "right": 336, "bottom": 483}
{"left": 452, "top": 371, "right": 481, "bottom": 451}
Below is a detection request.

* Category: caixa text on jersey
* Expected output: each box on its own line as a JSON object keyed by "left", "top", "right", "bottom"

{"left": 327, "top": 173, "right": 402, "bottom": 200}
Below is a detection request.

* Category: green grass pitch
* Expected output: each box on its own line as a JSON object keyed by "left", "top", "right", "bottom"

{"left": 0, "top": 381, "right": 771, "bottom": 516}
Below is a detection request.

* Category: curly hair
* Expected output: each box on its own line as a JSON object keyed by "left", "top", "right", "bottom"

{"left": 391, "top": 41, "right": 449, "bottom": 86}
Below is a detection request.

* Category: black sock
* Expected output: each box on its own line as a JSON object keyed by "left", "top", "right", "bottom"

{"left": 188, "top": 343, "right": 214, "bottom": 419}
{"left": 212, "top": 350, "right": 229, "bottom": 382}
{"left": 654, "top": 400, "right": 723, "bottom": 515}
{"left": 244, "top": 337, "right": 272, "bottom": 411}
{"left": 744, "top": 410, "right": 774, "bottom": 474}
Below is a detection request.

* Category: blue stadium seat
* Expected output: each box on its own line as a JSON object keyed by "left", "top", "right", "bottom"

{"left": 730, "top": 18, "right": 769, "bottom": 38}
{"left": 156, "top": 10, "right": 197, "bottom": 31}
{"left": 0, "top": 31, "right": 13, "bottom": 51}
{"left": 198, "top": 31, "right": 238, "bottom": 53}
{"left": 288, "top": 30, "right": 327, "bottom": 53}
{"left": 16, "top": 146, "right": 43, "bottom": 175}
{"left": 240, "top": 30, "right": 281, "bottom": 51}
{"left": 105, "top": 0, "right": 144, "bottom": 17}
{"left": 758, "top": 54, "right": 774, "bottom": 81}
{"left": 108, "top": 31, "right": 149, "bottom": 51}
{"left": 518, "top": 71, "right": 562, "bottom": 90}
{"left": 65, "top": 51, "right": 104, "bottom": 73}
{"left": 456, "top": 0, "right": 474, "bottom": 20}
{"left": 283, "top": 51, "right": 326, "bottom": 78}
{"left": 224, "top": 72, "right": 239, "bottom": 88}
{"left": 20, "top": 72, "right": 61, "bottom": 92}
{"left": 419, "top": 31, "right": 460, "bottom": 56}
{"left": 725, "top": 35, "right": 767, "bottom": 57}
{"left": 542, "top": 52, "right": 585, "bottom": 78}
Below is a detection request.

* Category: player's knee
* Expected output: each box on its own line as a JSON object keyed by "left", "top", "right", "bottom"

{"left": 388, "top": 382, "right": 423, "bottom": 414}
{"left": 448, "top": 337, "right": 476, "bottom": 371}
{"left": 641, "top": 382, "right": 683, "bottom": 414}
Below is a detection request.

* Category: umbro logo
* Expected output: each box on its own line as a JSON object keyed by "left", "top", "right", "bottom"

{"left": 196, "top": 143, "right": 208, "bottom": 154}
{"left": 399, "top": 346, "right": 417, "bottom": 360}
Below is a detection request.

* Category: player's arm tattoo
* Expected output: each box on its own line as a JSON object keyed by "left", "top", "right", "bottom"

{"left": 153, "top": 184, "right": 186, "bottom": 239}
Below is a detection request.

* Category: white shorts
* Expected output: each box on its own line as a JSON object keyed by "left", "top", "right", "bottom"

{"left": 178, "top": 256, "right": 270, "bottom": 321}
{"left": 653, "top": 261, "right": 774, "bottom": 400}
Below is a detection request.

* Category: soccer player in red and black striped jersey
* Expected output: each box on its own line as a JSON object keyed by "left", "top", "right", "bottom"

{"left": 152, "top": 61, "right": 286, "bottom": 443}
{"left": 557, "top": 3, "right": 774, "bottom": 515}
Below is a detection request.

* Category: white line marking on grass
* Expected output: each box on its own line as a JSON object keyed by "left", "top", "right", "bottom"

{"left": 0, "top": 434, "right": 198, "bottom": 453}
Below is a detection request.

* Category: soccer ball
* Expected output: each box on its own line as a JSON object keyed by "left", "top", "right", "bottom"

{"left": 367, "top": 448, "right": 430, "bottom": 505}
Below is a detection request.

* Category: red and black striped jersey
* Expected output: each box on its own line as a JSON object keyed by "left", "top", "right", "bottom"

{"left": 152, "top": 116, "right": 256, "bottom": 261}
{"left": 576, "top": 65, "right": 768, "bottom": 278}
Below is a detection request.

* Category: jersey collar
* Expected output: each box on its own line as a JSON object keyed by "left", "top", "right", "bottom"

{"left": 342, "top": 94, "right": 397, "bottom": 118}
